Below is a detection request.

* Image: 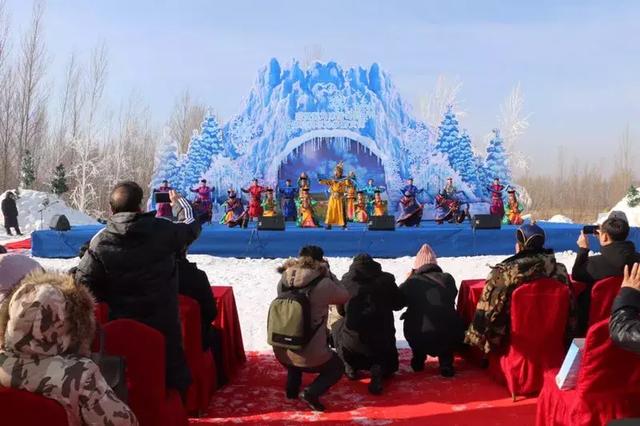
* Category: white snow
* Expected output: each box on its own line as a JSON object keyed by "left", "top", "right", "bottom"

{"left": 601, "top": 187, "right": 640, "bottom": 227}
{"left": 0, "top": 190, "right": 97, "bottom": 242}
{"left": 546, "top": 214, "right": 574, "bottom": 224}
{"left": 32, "top": 251, "right": 578, "bottom": 352}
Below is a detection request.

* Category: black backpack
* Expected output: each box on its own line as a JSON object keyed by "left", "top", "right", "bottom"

{"left": 267, "top": 273, "right": 324, "bottom": 350}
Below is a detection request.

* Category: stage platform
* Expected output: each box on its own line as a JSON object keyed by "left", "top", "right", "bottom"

{"left": 30, "top": 221, "right": 640, "bottom": 259}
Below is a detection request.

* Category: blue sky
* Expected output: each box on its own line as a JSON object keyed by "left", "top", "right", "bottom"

{"left": 6, "top": 0, "right": 640, "bottom": 173}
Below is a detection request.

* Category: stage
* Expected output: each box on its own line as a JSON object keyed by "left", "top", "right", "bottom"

{"left": 31, "top": 221, "right": 640, "bottom": 259}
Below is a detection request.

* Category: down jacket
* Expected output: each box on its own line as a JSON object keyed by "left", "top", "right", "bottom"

{"left": 0, "top": 272, "right": 137, "bottom": 426}
{"left": 610, "top": 287, "right": 640, "bottom": 354}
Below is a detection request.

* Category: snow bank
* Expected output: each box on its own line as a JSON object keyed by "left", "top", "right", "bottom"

{"left": 0, "top": 190, "right": 97, "bottom": 235}
{"left": 601, "top": 187, "right": 640, "bottom": 227}
{"left": 546, "top": 214, "right": 574, "bottom": 224}
{"left": 34, "top": 251, "right": 578, "bottom": 352}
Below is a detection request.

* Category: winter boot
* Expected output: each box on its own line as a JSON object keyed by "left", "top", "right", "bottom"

{"left": 368, "top": 365, "right": 383, "bottom": 395}
{"left": 300, "top": 389, "right": 325, "bottom": 412}
{"left": 410, "top": 356, "right": 425, "bottom": 372}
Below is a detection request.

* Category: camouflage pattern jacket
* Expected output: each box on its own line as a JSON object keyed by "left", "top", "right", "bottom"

{"left": 465, "top": 249, "right": 573, "bottom": 354}
{"left": 0, "top": 272, "right": 138, "bottom": 426}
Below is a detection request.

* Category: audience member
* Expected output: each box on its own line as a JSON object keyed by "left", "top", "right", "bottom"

{"left": 610, "top": 263, "right": 640, "bottom": 353}
{"left": 331, "top": 253, "right": 403, "bottom": 394}
{"left": 0, "top": 244, "right": 6, "bottom": 254}
{"left": 0, "top": 253, "right": 43, "bottom": 305}
{"left": 0, "top": 271, "right": 138, "bottom": 425}
{"left": 75, "top": 181, "right": 201, "bottom": 397}
{"left": 465, "top": 223, "right": 572, "bottom": 354}
{"left": 573, "top": 211, "right": 640, "bottom": 334}
{"left": 400, "top": 244, "right": 464, "bottom": 377}
{"left": 273, "top": 248, "right": 349, "bottom": 412}
{"left": 1, "top": 191, "right": 22, "bottom": 236}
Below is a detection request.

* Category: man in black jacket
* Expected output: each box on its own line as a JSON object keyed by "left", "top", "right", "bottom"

{"left": 610, "top": 263, "right": 640, "bottom": 354}
{"left": 573, "top": 212, "right": 640, "bottom": 334}
{"left": 75, "top": 181, "right": 201, "bottom": 396}
{"left": 1, "top": 192, "right": 22, "bottom": 236}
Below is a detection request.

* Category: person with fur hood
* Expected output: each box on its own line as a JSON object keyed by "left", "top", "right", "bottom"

{"left": 0, "top": 271, "right": 138, "bottom": 425}
{"left": 273, "top": 246, "right": 349, "bottom": 412}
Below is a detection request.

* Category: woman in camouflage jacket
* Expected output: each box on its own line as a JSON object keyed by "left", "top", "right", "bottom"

{"left": 0, "top": 271, "right": 138, "bottom": 426}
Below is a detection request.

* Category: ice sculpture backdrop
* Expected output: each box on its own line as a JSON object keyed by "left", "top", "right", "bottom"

{"left": 151, "top": 58, "right": 512, "bottom": 208}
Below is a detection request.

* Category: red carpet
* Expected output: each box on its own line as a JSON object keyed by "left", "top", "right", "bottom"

{"left": 191, "top": 349, "right": 537, "bottom": 425}
{"left": 3, "top": 238, "right": 31, "bottom": 251}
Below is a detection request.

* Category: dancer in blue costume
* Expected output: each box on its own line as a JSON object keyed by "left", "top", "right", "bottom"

{"left": 400, "top": 177, "right": 423, "bottom": 199}
{"left": 396, "top": 190, "right": 423, "bottom": 227}
{"left": 362, "top": 178, "right": 386, "bottom": 215}
{"left": 278, "top": 179, "right": 298, "bottom": 221}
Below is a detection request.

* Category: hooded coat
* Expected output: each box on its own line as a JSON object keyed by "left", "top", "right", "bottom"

{"left": 75, "top": 200, "right": 201, "bottom": 394}
{"left": 399, "top": 264, "right": 464, "bottom": 357}
{"left": 331, "top": 256, "right": 404, "bottom": 373}
{"left": 1, "top": 196, "right": 18, "bottom": 227}
{"left": 273, "top": 257, "right": 349, "bottom": 368}
{"left": 0, "top": 272, "right": 137, "bottom": 426}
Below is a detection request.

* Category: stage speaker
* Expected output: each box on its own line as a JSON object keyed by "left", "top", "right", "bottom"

{"left": 49, "top": 214, "right": 71, "bottom": 231}
{"left": 472, "top": 214, "right": 502, "bottom": 230}
{"left": 368, "top": 215, "right": 396, "bottom": 231}
{"left": 258, "top": 215, "right": 285, "bottom": 231}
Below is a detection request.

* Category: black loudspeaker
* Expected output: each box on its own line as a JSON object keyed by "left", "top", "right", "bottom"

{"left": 368, "top": 215, "right": 396, "bottom": 231}
{"left": 472, "top": 214, "right": 502, "bottom": 230}
{"left": 49, "top": 214, "right": 71, "bottom": 231}
{"left": 258, "top": 215, "right": 285, "bottom": 231}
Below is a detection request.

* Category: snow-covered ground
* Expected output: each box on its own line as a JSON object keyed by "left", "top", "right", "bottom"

{"left": 546, "top": 214, "right": 574, "bottom": 224}
{"left": 0, "top": 190, "right": 97, "bottom": 245}
{"left": 34, "top": 251, "right": 578, "bottom": 352}
{"left": 601, "top": 187, "right": 640, "bottom": 227}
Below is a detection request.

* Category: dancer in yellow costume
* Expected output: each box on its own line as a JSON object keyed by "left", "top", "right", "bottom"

{"left": 318, "top": 161, "right": 348, "bottom": 229}
{"left": 261, "top": 188, "right": 278, "bottom": 217}
{"left": 371, "top": 190, "right": 387, "bottom": 216}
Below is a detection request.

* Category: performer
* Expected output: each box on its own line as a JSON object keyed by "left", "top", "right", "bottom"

{"left": 297, "top": 172, "right": 310, "bottom": 191}
{"left": 443, "top": 177, "right": 457, "bottom": 197}
{"left": 371, "top": 190, "right": 387, "bottom": 216}
{"left": 278, "top": 178, "right": 298, "bottom": 221}
{"left": 434, "top": 190, "right": 467, "bottom": 224}
{"left": 400, "top": 177, "right": 423, "bottom": 199}
{"left": 344, "top": 172, "right": 357, "bottom": 221}
{"left": 220, "top": 189, "right": 248, "bottom": 228}
{"left": 190, "top": 179, "right": 213, "bottom": 224}
{"left": 362, "top": 178, "right": 386, "bottom": 215}
{"left": 296, "top": 188, "right": 318, "bottom": 228}
{"left": 261, "top": 188, "right": 278, "bottom": 217}
{"left": 318, "top": 162, "right": 349, "bottom": 230}
{"left": 396, "top": 190, "right": 423, "bottom": 227}
{"left": 487, "top": 177, "right": 506, "bottom": 218}
{"left": 153, "top": 179, "right": 173, "bottom": 219}
{"left": 503, "top": 188, "right": 524, "bottom": 225}
{"left": 241, "top": 178, "right": 266, "bottom": 221}
{"left": 353, "top": 191, "right": 369, "bottom": 223}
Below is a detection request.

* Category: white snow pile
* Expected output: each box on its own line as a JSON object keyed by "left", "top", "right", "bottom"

{"left": 33, "top": 251, "right": 578, "bottom": 352}
{"left": 601, "top": 187, "right": 640, "bottom": 227}
{"left": 546, "top": 214, "right": 574, "bottom": 224}
{"left": 0, "top": 190, "right": 97, "bottom": 235}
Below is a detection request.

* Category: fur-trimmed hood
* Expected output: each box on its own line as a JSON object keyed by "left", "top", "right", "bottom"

{"left": 277, "top": 256, "right": 329, "bottom": 288}
{"left": 0, "top": 271, "right": 96, "bottom": 357}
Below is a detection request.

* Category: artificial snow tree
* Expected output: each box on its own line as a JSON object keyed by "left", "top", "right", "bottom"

{"left": 484, "top": 128, "right": 512, "bottom": 184}
{"left": 50, "top": 164, "right": 69, "bottom": 195}
{"left": 179, "top": 113, "right": 224, "bottom": 193}
{"left": 452, "top": 130, "right": 478, "bottom": 187}
{"left": 435, "top": 106, "right": 460, "bottom": 159}
{"left": 21, "top": 150, "right": 36, "bottom": 189}
{"left": 627, "top": 185, "right": 640, "bottom": 208}
{"left": 151, "top": 131, "right": 182, "bottom": 190}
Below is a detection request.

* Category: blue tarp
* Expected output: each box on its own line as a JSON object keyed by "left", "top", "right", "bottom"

{"left": 31, "top": 222, "right": 640, "bottom": 259}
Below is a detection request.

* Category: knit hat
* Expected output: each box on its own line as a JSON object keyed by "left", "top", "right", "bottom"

{"left": 0, "top": 254, "right": 44, "bottom": 304}
{"left": 413, "top": 244, "right": 438, "bottom": 269}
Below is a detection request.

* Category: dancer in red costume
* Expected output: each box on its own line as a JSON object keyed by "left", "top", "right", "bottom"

{"left": 241, "top": 178, "right": 266, "bottom": 220}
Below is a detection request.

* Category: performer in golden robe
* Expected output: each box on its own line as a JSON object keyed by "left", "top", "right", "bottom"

{"left": 353, "top": 191, "right": 369, "bottom": 223}
{"left": 318, "top": 161, "right": 348, "bottom": 229}
{"left": 503, "top": 188, "right": 524, "bottom": 225}
{"left": 296, "top": 188, "right": 318, "bottom": 228}
{"left": 371, "top": 190, "right": 387, "bottom": 216}
{"left": 261, "top": 188, "right": 278, "bottom": 217}
{"left": 344, "top": 172, "right": 357, "bottom": 221}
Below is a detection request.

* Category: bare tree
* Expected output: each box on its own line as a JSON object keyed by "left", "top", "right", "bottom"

{"left": 15, "top": 0, "right": 48, "bottom": 168}
{"left": 498, "top": 83, "right": 532, "bottom": 177}
{"left": 69, "top": 136, "right": 99, "bottom": 213}
{"left": 86, "top": 42, "right": 108, "bottom": 141}
{"left": 168, "top": 89, "right": 205, "bottom": 154}
{"left": 419, "top": 74, "right": 465, "bottom": 129}
{"left": 51, "top": 52, "right": 82, "bottom": 164}
{"left": 0, "top": 0, "right": 15, "bottom": 190}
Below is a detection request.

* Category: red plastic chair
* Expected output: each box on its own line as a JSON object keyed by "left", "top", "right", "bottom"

{"left": 178, "top": 295, "right": 216, "bottom": 415}
{"left": 0, "top": 387, "right": 69, "bottom": 426}
{"left": 94, "top": 302, "right": 109, "bottom": 325}
{"left": 103, "top": 319, "right": 188, "bottom": 426}
{"left": 489, "top": 278, "right": 571, "bottom": 398}
{"left": 588, "top": 276, "right": 623, "bottom": 327}
{"left": 536, "top": 319, "right": 640, "bottom": 426}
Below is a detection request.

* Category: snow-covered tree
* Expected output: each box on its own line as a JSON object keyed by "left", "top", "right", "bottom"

{"left": 435, "top": 106, "right": 460, "bottom": 156}
{"left": 180, "top": 113, "right": 224, "bottom": 193}
{"left": 420, "top": 75, "right": 465, "bottom": 128}
{"left": 151, "top": 129, "right": 182, "bottom": 190}
{"left": 627, "top": 185, "right": 640, "bottom": 208}
{"left": 499, "top": 83, "right": 531, "bottom": 176}
{"left": 451, "top": 130, "right": 477, "bottom": 187}
{"left": 474, "top": 154, "right": 490, "bottom": 196}
{"left": 21, "top": 149, "right": 36, "bottom": 189}
{"left": 484, "top": 129, "right": 511, "bottom": 184}
{"left": 50, "top": 163, "right": 69, "bottom": 195}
